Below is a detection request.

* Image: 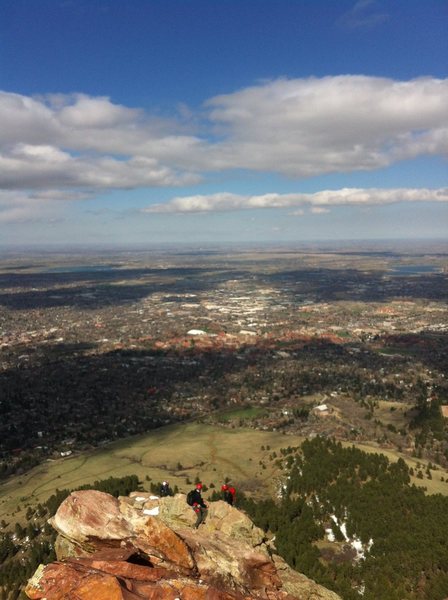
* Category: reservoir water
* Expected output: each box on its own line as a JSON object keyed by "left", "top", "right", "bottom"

{"left": 390, "top": 265, "right": 440, "bottom": 275}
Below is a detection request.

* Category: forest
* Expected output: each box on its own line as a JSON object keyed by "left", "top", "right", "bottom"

{"left": 237, "top": 437, "right": 448, "bottom": 600}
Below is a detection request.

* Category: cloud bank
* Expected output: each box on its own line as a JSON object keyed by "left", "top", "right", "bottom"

{"left": 1, "top": 77, "right": 447, "bottom": 187}
{"left": 0, "top": 76, "right": 447, "bottom": 221}
{"left": 144, "top": 188, "right": 448, "bottom": 214}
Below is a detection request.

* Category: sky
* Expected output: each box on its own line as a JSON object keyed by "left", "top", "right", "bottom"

{"left": 0, "top": 0, "right": 447, "bottom": 246}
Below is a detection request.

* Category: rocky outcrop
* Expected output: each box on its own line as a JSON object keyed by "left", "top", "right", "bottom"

{"left": 25, "top": 490, "right": 342, "bottom": 600}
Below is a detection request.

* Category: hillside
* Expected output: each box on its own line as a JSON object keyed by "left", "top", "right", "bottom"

{"left": 2, "top": 421, "right": 446, "bottom": 533}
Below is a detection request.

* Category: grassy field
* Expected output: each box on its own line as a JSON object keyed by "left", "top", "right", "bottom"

{"left": 0, "top": 422, "right": 303, "bottom": 525}
{"left": 1, "top": 421, "right": 447, "bottom": 526}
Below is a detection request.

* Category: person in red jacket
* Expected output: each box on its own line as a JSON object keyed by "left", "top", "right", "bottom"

{"left": 221, "top": 484, "right": 236, "bottom": 506}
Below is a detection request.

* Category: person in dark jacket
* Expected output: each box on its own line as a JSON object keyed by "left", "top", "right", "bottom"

{"left": 159, "top": 480, "right": 173, "bottom": 497}
{"left": 190, "top": 482, "right": 208, "bottom": 528}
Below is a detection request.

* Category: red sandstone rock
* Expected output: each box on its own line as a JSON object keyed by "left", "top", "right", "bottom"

{"left": 26, "top": 490, "right": 342, "bottom": 600}
{"left": 73, "top": 558, "right": 177, "bottom": 581}
{"left": 67, "top": 573, "right": 126, "bottom": 600}
{"left": 133, "top": 514, "right": 195, "bottom": 572}
{"left": 25, "top": 562, "right": 124, "bottom": 600}
{"left": 51, "top": 489, "right": 194, "bottom": 573}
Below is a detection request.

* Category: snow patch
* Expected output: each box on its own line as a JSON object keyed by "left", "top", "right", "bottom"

{"left": 143, "top": 507, "right": 160, "bottom": 516}
{"left": 327, "top": 514, "right": 373, "bottom": 561}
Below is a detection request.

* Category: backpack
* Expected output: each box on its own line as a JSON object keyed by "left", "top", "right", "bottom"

{"left": 186, "top": 490, "right": 195, "bottom": 506}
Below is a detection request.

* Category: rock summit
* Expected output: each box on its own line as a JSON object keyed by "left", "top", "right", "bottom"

{"left": 25, "top": 489, "right": 341, "bottom": 600}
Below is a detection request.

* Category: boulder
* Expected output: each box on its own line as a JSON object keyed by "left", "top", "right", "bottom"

{"left": 51, "top": 490, "right": 132, "bottom": 542}
{"left": 53, "top": 489, "right": 194, "bottom": 573}
{"left": 203, "top": 500, "right": 267, "bottom": 547}
{"left": 26, "top": 561, "right": 254, "bottom": 600}
{"left": 156, "top": 495, "right": 268, "bottom": 549}
{"left": 156, "top": 492, "right": 199, "bottom": 527}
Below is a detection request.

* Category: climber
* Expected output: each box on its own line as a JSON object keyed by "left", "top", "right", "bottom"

{"left": 187, "top": 482, "right": 208, "bottom": 528}
{"left": 159, "top": 480, "right": 173, "bottom": 497}
{"left": 221, "top": 483, "right": 235, "bottom": 505}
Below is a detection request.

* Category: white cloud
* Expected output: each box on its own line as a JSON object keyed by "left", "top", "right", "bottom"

{"left": 0, "top": 91, "right": 202, "bottom": 193}
{"left": 204, "top": 76, "right": 448, "bottom": 176}
{"left": 57, "top": 94, "right": 139, "bottom": 128}
{"left": 144, "top": 188, "right": 448, "bottom": 214}
{"left": 0, "top": 144, "right": 198, "bottom": 190}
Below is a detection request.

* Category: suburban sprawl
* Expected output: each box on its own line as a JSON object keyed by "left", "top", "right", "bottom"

{"left": 1, "top": 242, "right": 447, "bottom": 478}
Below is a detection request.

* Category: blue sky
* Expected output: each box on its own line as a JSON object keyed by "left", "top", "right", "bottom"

{"left": 0, "top": 0, "right": 447, "bottom": 246}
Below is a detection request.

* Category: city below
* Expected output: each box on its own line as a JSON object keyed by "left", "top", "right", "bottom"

{"left": 1, "top": 241, "right": 447, "bottom": 479}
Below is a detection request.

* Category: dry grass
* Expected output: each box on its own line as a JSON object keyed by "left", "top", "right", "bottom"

{"left": 375, "top": 400, "right": 413, "bottom": 428}
{"left": 0, "top": 422, "right": 304, "bottom": 524}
